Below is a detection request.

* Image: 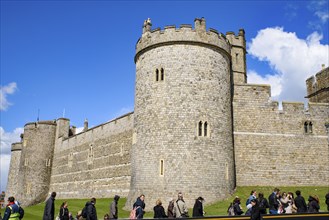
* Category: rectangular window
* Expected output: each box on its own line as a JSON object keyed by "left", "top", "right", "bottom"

{"left": 160, "top": 159, "right": 164, "bottom": 176}
{"left": 24, "top": 158, "right": 29, "bottom": 166}
{"left": 46, "top": 158, "right": 51, "bottom": 167}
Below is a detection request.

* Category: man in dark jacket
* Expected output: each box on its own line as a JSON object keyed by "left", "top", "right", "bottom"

{"left": 192, "top": 197, "right": 204, "bottom": 217}
{"left": 295, "top": 190, "right": 307, "bottom": 213}
{"left": 43, "top": 192, "right": 56, "bottom": 220}
{"left": 268, "top": 188, "right": 279, "bottom": 214}
{"left": 86, "top": 198, "right": 98, "bottom": 220}
{"left": 250, "top": 199, "right": 260, "bottom": 220}
{"left": 109, "top": 195, "right": 120, "bottom": 219}
{"left": 325, "top": 192, "right": 329, "bottom": 211}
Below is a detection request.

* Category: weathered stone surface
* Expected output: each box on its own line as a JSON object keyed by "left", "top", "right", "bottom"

{"left": 6, "top": 18, "right": 328, "bottom": 210}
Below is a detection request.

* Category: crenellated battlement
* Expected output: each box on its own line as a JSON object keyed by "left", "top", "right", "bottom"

{"left": 24, "top": 120, "right": 56, "bottom": 129}
{"left": 11, "top": 142, "right": 22, "bottom": 151}
{"left": 135, "top": 18, "right": 231, "bottom": 62}
{"left": 225, "top": 29, "right": 245, "bottom": 48}
{"left": 306, "top": 66, "right": 329, "bottom": 103}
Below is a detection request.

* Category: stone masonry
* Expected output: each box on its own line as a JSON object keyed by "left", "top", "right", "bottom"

{"left": 6, "top": 18, "right": 329, "bottom": 209}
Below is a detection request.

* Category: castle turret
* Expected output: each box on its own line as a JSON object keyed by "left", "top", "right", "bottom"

{"left": 226, "top": 29, "right": 247, "bottom": 84}
{"left": 6, "top": 142, "right": 23, "bottom": 200}
{"left": 305, "top": 66, "right": 329, "bottom": 103}
{"left": 18, "top": 121, "right": 57, "bottom": 206}
{"left": 127, "top": 18, "right": 235, "bottom": 209}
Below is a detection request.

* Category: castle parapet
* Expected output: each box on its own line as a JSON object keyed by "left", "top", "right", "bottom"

{"left": 306, "top": 66, "right": 329, "bottom": 103}
{"left": 135, "top": 18, "right": 231, "bottom": 62}
{"left": 24, "top": 120, "right": 56, "bottom": 129}
{"left": 226, "top": 29, "right": 245, "bottom": 48}
{"left": 11, "top": 142, "right": 22, "bottom": 151}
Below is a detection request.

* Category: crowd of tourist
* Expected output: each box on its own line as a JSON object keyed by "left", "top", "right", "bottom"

{"left": 227, "top": 188, "right": 329, "bottom": 220}
{"left": 1, "top": 189, "right": 328, "bottom": 220}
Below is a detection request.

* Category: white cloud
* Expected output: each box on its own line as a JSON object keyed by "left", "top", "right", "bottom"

{"left": 0, "top": 82, "right": 18, "bottom": 111}
{"left": 0, "top": 127, "right": 23, "bottom": 192}
{"left": 248, "top": 27, "right": 329, "bottom": 102}
{"left": 307, "top": 0, "right": 329, "bottom": 30}
{"left": 247, "top": 70, "right": 283, "bottom": 98}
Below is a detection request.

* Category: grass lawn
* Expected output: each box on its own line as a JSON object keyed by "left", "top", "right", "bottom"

{"left": 1, "top": 186, "right": 328, "bottom": 220}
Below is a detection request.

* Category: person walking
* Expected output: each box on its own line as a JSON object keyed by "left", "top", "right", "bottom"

{"left": 59, "top": 201, "right": 69, "bottom": 220}
{"left": 173, "top": 192, "right": 188, "bottom": 218}
{"left": 250, "top": 199, "right": 260, "bottom": 220}
{"left": 257, "top": 193, "right": 269, "bottom": 215}
{"left": 192, "top": 197, "right": 205, "bottom": 217}
{"left": 232, "top": 197, "right": 244, "bottom": 216}
{"left": 307, "top": 195, "right": 320, "bottom": 213}
{"left": 2, "top": 197, "right": 20, "bottom": 220}
{"left": 133, "top": 194, "right": 146, "bottom": 219}
{"left": 167, "top": 198, "right": 174, "bottom": 218}
{"left": 295, "top": 190, "right": 307, "bottom": 213}
{"left": 109, "top": 195, "right": 120, "bottom": 219}
{"left": 86, "top": 198, "right": 98, "bottom": 220}
{"left": 43, "top": 192, "right": 57, "bottom": 220}
{"left": 153, "top": 199, "right": 167, "bottom": 218}
{"left": 268, "top": 188, "right": 280, "bottom": 214}
{"left": 325, "top": 192, "right": 329, "bottom": 211}
{"left": 246, "top": 190, "right": 257, "bottom": 207}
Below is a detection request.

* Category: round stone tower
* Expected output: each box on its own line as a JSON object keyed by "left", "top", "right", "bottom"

{"left": 6, "top": 142, "right": 23, "bottom": 200}
{"left": 127, "top": 18, "right": 235, "bottom": 209}
{"left": 18, "top": 121, "right": 57, "bottom": 206}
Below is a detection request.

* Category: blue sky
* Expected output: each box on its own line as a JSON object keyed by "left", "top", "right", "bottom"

{"left": 1, "top": 0, "right": 328, "bottom": 192}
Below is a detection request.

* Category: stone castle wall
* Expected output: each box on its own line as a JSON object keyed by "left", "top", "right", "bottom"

{"left": 5, "top": 18, "right": 329, "bottom": 208}
{"left": 233, "top": 83, "right": 329, "bottom": 186}
{"left": 6, "top": 143, "right": 22, "bottom": 201}
{"left": 19, "top": 121, "right": 57, "bottom": 206}
{"left": 49, "top": 113, "right": 133, "bottom": 199}
{"left": 306, "top": 67, "right": 329, "bottom": 103}
{"left": 128, "top": 18, "right": 236, "bottom": 210}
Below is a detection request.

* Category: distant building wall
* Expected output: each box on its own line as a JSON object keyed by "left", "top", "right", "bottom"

{"left": 233, "top": 83, "right": 329, "bottom": 186}
{"left": 49, "top": 113, "right": 133, "bottom": 199}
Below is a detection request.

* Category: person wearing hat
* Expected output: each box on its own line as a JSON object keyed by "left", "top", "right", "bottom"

{"left": 307, "top": 195, "right": 320, "bottom": 213}
{"left": 109, "top": 195, "right": 120, "bottom": 219}
{"left": 192, "top": 196, "right": 205, "bottom": 217}
{"left": 2, "top": 196, "right": 20, "bottom": 220}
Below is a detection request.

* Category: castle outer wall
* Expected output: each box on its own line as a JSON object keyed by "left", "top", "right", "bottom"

{"left": 233, "top": 83, "right": 329, "bottom": 186}
{"left": 5, "top": 18, "right": 329, "bottom": 208}
{"left": 49, "top": 113, "right": 133, "bottom": 200}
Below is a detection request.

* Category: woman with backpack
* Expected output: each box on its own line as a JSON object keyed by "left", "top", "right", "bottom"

{"left": 59, "top": 201, "right": 69, "bottom": 220}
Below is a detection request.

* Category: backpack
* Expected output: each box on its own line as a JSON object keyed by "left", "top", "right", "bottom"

{"left": 81, "top": 205, "right": 88, "bottom": 218}
{"left": 228, "top": 204, "right": 235, "bottom": 216}
{"left": 129, "top": 206, "right": 139, "bottom": 219}
{"left": 18, "top": 206, "right": 24, "bottom": 219}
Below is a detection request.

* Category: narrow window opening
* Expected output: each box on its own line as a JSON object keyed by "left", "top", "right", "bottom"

{"left": 155, "top": 69, "right": 159, "bottom": 81}
{"left": 161, "top": 68, "right": 164, "bottom": 81}
{"left": 160, "top": 159, "right": 164, "bottom": 176}
{"left": 88, "top": 146, "right": 94, "bottom": 165}
{"left": 198, "top": 121, "right": 203, "bottom": 136}
{"left": 304, "top": 122, "right": 308, "bottom": 133}
{"left": 46, "top": 158, "right": 51, "bottom": 167}
{"left": 204, "top": 121, "right": 208, "bottom": 136}
{"left": 24, "top": 158, "right": 29, "bottom": 166}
